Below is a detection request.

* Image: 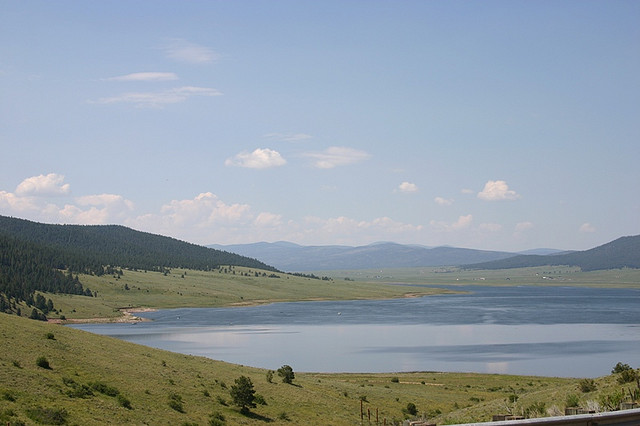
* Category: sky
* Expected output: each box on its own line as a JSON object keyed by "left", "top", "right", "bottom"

{"left": 1, "top": 1, "right": 639, "bottom": 252}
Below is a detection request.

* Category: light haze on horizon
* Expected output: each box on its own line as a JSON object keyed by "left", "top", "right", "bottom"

{"left": 1, "top": 1, "right": 639, "bottom": 252}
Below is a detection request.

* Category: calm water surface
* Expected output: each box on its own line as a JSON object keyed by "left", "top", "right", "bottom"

{"left": 70, "top": 286, "right": 640, "bottom": 377}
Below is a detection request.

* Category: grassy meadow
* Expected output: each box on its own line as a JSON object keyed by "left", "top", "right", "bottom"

{"left": 2, "top": 265, "right": 639, "bottom": 424}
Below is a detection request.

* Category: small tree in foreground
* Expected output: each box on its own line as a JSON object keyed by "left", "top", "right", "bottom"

{"left": 230, "top": 376, "right": 256, "bottom": 414}
{"left": 277, "top": 365, "right": 295, "bottom": 384}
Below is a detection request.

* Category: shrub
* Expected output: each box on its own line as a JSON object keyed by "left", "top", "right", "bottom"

{"left": 45, "top": 332, "right": 55, "bottom": 340}
{"left": 254, "top": 394, "right": 267, "bottom": 405}
{"left": 209, "top": 411, "right": 226, "bottom": 426}
{"left": 89, "top": 381, "right": 119, "bottom": 397}
{"left": 617, "top": 369, "right": 638, "bottom": 384}
{"left": 278, "top": 411, "right": 290, "bottom": 421}
{"left": 277, "top": 365, "right": 295, "bottom": 384}
{"left": 566, "top": 394, "right": 580, "bottom": 408}
{"left": 168, "top": 392, "right": 184, "bottom": 413}
{"left": 266, "top": 370, "right": 274, "bottom": 383}
{"left": 35, "top": 356, "right": 50, "bottom": 369}
{"left": 25, "top": 407, "right": 68, "bottom": 425}
{"left": 1, "top": 390, "right": 16, "bottom": 402}
{"left": 117, "top": 394, "right": 132, "bottom": 409}
{"left": 405, "top": 402, "right": 418, "bottom": 416}
{"left": 579, "top": 379, "right": 597, "bottom": 393}
{"left": 612, "top": 362, "right": 632, "bottom": 374}
{"left": 391, "top": 377, "right": 399, "bottom": 383}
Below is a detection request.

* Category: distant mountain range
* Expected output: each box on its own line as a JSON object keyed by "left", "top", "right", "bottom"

{"left": 463, "top": 235, "right": 640, "bottom": 271}
{"left": 210, "top": 236, "right": 640, "bottom": 272}
{"left": 208, "top": 241, "right": 545, "bottom": 271}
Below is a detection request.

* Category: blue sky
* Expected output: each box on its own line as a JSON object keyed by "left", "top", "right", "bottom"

{"left": 1, "top": 1, "right": 639, "bottom": 252}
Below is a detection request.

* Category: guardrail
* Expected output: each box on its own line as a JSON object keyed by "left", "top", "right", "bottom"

{"left": 450, "top": 407, "right": 640, "bottom": 426}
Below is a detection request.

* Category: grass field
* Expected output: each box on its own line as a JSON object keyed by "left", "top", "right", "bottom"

{"left": 320, "top": 265, "right": 640, "bottom": 288}
{"left": 43, "top": 266, "right": 458, "bottom": 321}
{"left": 1, "top": 313, "right": 633, "bottom": 425}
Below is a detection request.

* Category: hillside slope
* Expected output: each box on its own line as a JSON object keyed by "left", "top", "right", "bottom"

{"left": 209, "top": 241, "right": 516, "bottom": 271}
{"left": 465, "top": 235, "right": 640, "bottom": 271}
{"left": 0, "top": 215, "right": 276, "bottom": 273}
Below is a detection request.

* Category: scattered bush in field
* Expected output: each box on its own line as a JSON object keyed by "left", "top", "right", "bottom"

{"left": 277, "top": 411, "right": 290, "bottom": 421}
{"left": 216, "top": 395, "right": 228, "bottom": 406}
{"left": 579, "top": 379, "right": 597, "bottom": 393}
{"left": 89, "top": 381, "right": 119, "bottom": 397}
{"left": 391, "top": 377, "right": 399, "bottom": 383}
{"left": 12, "top": 360, "right": 21, "bottom": 368}
{"left": 566, "top": 394, "right": 580, "bottom": 408}
{"left": 45, "top": 332, "right": 55, "bottom": 340}
{"left": 2, "top": 390, "right": 16, "bottom": 402}
{"left": 599, "top": 389, "right": 625, "bottom": 411}
{"left": 254, "top": 394, "right": 267, "bottom": 405}
{"left": 168, "top": 392, "right": 185, "bottom": 413}
{"left": 36, "top": 356, "right": 50, "bottom": 369}
{"left": 266, "top": 370, "right": 273, "bottom": 383}
{"left": 25, "top": 407, "right": 68, "bottom": 425}
{"left": 405, "top": 402, "right": 418, "bottom": 416}
{"left": 617, "top": 369, "right": 638, "bottom": 384}
{"left": 202, "top": 389, "right": 210, "bottom": 397}
{"left": 277, "top": 365, "right": 295, "bottom": 384}
{"left": 117, "top": 394, "right": 132, "bottom": 409}
{"left": 209, "top": 411, "right": 226, "bottom": 425}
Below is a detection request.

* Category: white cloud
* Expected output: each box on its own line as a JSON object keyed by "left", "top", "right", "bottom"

{"left": 105, "top": 72, "right": 179, "bottom": 82}
{"left": 430, "top": 214, "right": 473, "bottom": 232}
{"left": 477, "top": 180, "right": 520, "bottom": 201}
{"left": 434, "top": 196, "right": 453, "bottom": 206}
{"left": 225, "top": 148, "right": 287, "bottom": 169}
{"left": 579, "top": 222, "right": 596, "bottom": 233}
{"left": 303, "top": 146, "right": 371, "bottom": 169}
{"left": 164, "top": 39, "right": 218, "bottom": 64}
{"left": 398, "top": 182, "right": 419, "bottom": 193}
{"left": 15, "top": 173, "right": 70, "bottom": 196}
{"left": 461, "top": 188, "right": 474, "bottom": 195}
{"left": 263, "top": 133, "right": 312, "bottom": 142}
{"left": 92, "top": 86, "right": 222, "bottom": 108}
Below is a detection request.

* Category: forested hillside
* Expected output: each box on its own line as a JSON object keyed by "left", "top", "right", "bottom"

{"left": 465, "top": 235, "right": 640, "bottom": 271}
{"left": 0, "top": 216, "right": 276, "bottom": 272}
{"left": 0, "top": 215, "right": 277, "bottom": 318}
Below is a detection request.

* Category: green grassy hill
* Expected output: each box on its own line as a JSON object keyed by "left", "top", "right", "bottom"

{"left": 3, "top": 312, "right": 634, "bottom": 426}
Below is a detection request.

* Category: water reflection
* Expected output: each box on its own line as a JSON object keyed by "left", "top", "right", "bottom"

{"left": 70, "top": 286, "right": 640, "bottom": 377}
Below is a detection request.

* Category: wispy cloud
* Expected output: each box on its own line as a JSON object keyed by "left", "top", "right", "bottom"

{"left": 225, "top": 148, "right": 287, "bottom": 169}
{"left": 104, "top": 72, "right": 179, "bottom": 82}
{"left": 263, "top": 133, "right": 312, "bottom": 142}
{"left": 163, "top": 39, "right": 218, "bottom": 64}
{"left": 397, "top": 182, "right": 418, "bottom": 193}
{"left": 477, "top": 180, "right": 520, "bottom": 201}
{"left": 430, "top": 214, "right": 473, "bottom": 232}
{"left": 92, "top": 86, "right": 222, "bottom": 108}
{"left": 15, "top": 173, "right": 70, "bottom": 196}
{"left": 303, "top": 146, "right": 371, "bottom": 169}
{"left": 434, "top": 196, "right": 453, "bottom": 206}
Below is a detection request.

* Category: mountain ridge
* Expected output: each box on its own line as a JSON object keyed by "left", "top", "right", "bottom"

{"left": 208, "top": 241, "right": 518, "bottom": 271}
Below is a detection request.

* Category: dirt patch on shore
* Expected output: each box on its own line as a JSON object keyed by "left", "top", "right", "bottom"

{"left": 48, "top": 308, "right": 156, "bottom": 324}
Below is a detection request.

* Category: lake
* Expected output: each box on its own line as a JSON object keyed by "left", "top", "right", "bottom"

{"left": 70, "top": 285, "right": 640, "bottom": 377}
